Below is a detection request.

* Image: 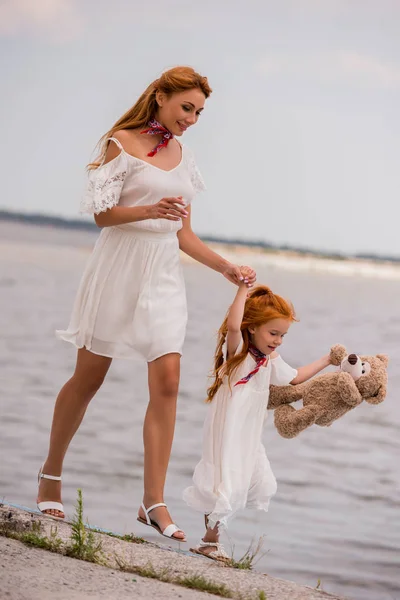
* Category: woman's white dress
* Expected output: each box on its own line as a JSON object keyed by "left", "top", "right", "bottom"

{"left": 183, "top": 339, "right": 297, "bottom": 529}
{"left": 56, "top": 138, "right": 205, "bottom": 362}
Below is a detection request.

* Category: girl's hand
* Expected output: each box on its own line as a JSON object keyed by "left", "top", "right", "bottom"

{"left": 240, "top": 265, "right": 256, "bottom": 287}
{"left": 148, "top": 196, "right": 188, "bottom": 221}
{"left": 222, "top": 263, "right": 256, "bottom": 287}
{"left": 326, "top": 353, "right": 335, "bottom": 367}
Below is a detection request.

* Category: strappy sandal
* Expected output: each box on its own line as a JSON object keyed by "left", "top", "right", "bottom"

{"left": 137, "top": 502, "right": 186, "bottom": 542}
{"left": 37, "top": 465, "right": 65, "bottom": 520}
{"left": 190, "top": 540, "right": 231, "bottom": 563}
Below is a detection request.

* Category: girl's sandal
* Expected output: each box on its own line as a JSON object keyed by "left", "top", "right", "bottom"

{"left": 137, "top": 502, "right": 186, "bottom": 542}
{"left": 190, "top": 540, "right": 231, "bottom": 563}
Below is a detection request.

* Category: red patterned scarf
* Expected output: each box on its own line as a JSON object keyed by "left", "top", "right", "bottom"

{"left": 235, "top": 343, "right": 267, "bottom": 386}
{"left": 141, "top": 118, "right": 173, "bottom": 157}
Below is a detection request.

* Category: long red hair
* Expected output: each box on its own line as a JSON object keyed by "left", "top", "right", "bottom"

{"left": 206, "top": 286, "right": 297, "bottom": 402}
{"left": 89, "top": 66, "right": 212, "bottom": 170}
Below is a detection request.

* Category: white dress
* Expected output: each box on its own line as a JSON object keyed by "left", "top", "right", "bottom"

{"left": 183, "top": 339, "right": 297, "bottom": 530}
{"left": 56, "top": 138, "right": 205, "bottom": 362}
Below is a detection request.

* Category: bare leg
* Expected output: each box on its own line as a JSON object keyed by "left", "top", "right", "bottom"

{"left": 190, "top": 515, "right": 229, "bottom": 561}
{"left": 138, "top": 353, "right": 185, "bottom": 540}
{"left": 37, "top": 348, "right": 112, "bottom": 516}
{"left": 202, "top": 514, "right": 220, "bottom": 551}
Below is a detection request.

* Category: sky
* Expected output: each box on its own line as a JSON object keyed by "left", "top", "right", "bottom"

{"left": 1, "top": 0, "right": 399, "bottom": 256}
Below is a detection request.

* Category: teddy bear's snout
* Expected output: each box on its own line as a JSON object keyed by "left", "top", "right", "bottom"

{"left": 347, "top": 354, "right": 358, "bottom": 365}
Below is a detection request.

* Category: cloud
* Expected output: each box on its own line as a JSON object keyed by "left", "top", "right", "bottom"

{"left": 339, "top": 52, "right": 400, "bottom": 88}
{"left": 0, "top": 0, "right": 83, "bottom": 42}
{"left": 255, "top": 51, "right": 400, "bottom": 89}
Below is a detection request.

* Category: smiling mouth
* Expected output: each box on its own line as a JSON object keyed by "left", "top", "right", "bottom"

{"left": 177, "top": 121, "right": 188, "bottom": 131}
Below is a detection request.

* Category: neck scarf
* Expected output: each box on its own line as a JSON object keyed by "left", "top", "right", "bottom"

{"left": 234, "top": 343, "right": 267, "bottom": 386}
{"left": 141, "top": 118, "right": 173, "bottom": 157}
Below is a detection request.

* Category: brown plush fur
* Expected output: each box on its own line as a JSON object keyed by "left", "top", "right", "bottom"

{"left": 268, "top": 344, "right": 389, "bottom": 439}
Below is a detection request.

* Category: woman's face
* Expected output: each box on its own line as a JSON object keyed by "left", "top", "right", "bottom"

{"left": 156, "top": 88, "right": 206, "bottom": 136}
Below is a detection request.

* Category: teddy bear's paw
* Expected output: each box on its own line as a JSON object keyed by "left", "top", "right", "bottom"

{"left": 330, "top": 344, "right": 347, "bottom": 366}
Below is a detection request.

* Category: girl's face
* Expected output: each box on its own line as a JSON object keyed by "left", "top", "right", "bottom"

{"left": 156, "top": 88, "right": 206, "bottom": 136}
{"left": 249, "top": 318, "right": 291, "bottom": 355}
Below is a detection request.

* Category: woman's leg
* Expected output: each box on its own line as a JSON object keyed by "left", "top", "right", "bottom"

{"left": 37, "top": 348, "right": 112, "bottom": 517}
{"left": 138, "top": 352, "right": 185, "bottom": 539}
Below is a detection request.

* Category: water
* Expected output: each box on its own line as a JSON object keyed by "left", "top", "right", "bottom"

{"left": 0, "top": 222, "right": 399, "bottom": 600}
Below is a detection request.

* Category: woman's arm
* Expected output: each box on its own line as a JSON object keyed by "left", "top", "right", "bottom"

{"left": 177, "top": 206, "right": 256, "bottom": 286}
{"left": 94, "top": 199, "right": 187, "bottom": 228}
{"left": 93, "top": 139, "right": 188, "bottom": 228}
{"left": 225, "top": 284, "right": 248, "bottom": 357}
{"left": 290, "top": 354, "right": 331, "bottom": 385}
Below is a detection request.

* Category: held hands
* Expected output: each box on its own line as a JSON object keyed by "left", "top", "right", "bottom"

{"left": 222, "top": 264, "right": 257, "bottom": 288}
{"left": 148, "top": 196, "right": 188, "bottom": 221}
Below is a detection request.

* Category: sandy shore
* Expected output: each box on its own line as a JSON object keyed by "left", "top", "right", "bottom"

{"left": 181, "top": 242, "right": 400, "bottom": 280}
{"left": 2, "top": 228, "right": 400, "bottom": 281}
{"left": 0, "top": 504, "right": 347, "bottom": 600}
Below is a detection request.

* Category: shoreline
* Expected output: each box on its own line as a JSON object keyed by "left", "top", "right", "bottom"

{"left": 182, "top": 242, "right": 400, "bottom": 280}
{"left": 2, "top": 220, "right": 400, "bottom": 281}
{"left": 2, "top": 212, "right": 400, "bottom": 281}
{"left": 0, "top": 503, "right": 346, "bottom": 600}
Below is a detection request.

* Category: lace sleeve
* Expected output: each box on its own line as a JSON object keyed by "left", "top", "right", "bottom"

{"left": 185, "top": 146, "right": 206, "bottom": 194}
{"left": 80, "top": 152, "right": 127, "bottom": 215}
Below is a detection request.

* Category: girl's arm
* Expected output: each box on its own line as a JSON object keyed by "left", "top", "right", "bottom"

{"left": 225, "top": 284, "right": 248, "bottom": 358}
{"left": 290, "top": 354, "right": 331, "bottom": 385}
{"left": 177, "top": 206, "right": 256, "bottom": 286}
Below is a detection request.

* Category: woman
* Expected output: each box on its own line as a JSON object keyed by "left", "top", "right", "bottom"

{"left": 37, "top": 66, "right": 256, "bottom": 542}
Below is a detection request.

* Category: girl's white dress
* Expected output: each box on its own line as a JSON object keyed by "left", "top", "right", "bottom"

{"left": 183, "top": 339, "right": 297, "bottom": 529}
{"left": 56, "top": 138, "right": 205, "bottom": 362}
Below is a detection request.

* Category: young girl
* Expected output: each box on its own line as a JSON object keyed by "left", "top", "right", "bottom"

{"left": 183, "top": 278, "right": 332, "bottom": 560}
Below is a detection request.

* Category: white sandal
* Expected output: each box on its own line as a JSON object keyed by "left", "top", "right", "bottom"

{"left": 37, "top": 466, "right": 65, "bottom": 519}
{"left": 137, "top": 502, "right": 186, "bottom": 542}
{"left": 190, "top": 540, "right": 231, "bottom": 563}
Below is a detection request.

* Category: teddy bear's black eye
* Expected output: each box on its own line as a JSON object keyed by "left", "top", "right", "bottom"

{"left": 361, "top": 362, "right": 365, "bottom": 366}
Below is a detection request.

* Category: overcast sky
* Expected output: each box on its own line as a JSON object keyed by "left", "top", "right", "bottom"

{"left": 1, "top": 0, "right": 399, "bottom": 256}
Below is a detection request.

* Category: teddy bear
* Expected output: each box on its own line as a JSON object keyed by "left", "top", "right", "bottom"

{"left": 268, "top": 344, "right": 389, "bottom": 439}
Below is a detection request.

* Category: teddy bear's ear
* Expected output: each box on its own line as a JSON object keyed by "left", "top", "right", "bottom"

{"left": 377, "top": 354, "right": 389, "bottom": 367}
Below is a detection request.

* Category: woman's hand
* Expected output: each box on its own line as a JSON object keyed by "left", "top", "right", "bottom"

{"left": 147, "top": 196, "right": 188, "bottom": 221}
{"left": 222, "top": 264, "right": 257, "bottom": 287}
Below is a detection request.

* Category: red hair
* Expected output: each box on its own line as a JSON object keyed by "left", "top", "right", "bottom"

{"left": 89, "top": 66, "right": 212, "bottom": 169}
{"left": 206, "top": 286, "right": 297, "bottom": 402}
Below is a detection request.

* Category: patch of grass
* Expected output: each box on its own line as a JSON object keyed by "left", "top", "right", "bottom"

{"left": 119, "top": 533, "right": 146, "bottom": 544}
{"left": 228, "top": 536, "right": 267, "bottom": 570}
{"left": 20, "top": 523, "right": 63, "bottom": 553}
{"left": 65, "top": 489, "right": 105, "bottom": 564}
{"left": 0, "top": 518, "right": 63, "bottom": 553}
{"left": 115, "top": 556, "right": 235, "bottom": 598}
{"left": 0, "top": 492, "right": 105, "bottom": 565}
{"left": 97, "top": 529, "right": 146, "bottom": 544}
{"left": 115, "top": 556, "right": 171, "bottom": 582}
{"left": 237, "top": 591, "right": 268, "bottom": 600}
{"left": 179, "top": 574, "right": 232, "bottom": 597}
